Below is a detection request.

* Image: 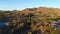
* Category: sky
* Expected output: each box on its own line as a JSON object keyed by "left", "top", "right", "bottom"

{"left": 0, "top": 0, "right": 60, "bottom": 10}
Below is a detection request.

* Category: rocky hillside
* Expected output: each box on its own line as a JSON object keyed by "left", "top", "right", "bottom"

{"left": 0, "top": 7, "right": 60, "bottom": 34}
{"left": 13, "top": 7, "right": 60, "bottom": 18}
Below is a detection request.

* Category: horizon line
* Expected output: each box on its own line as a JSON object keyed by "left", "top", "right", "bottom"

{"left": 0, "top": 6, "right": 60, "bottom": 11}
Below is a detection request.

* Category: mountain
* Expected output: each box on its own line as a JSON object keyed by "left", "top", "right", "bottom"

{"left": 0, "top": 7, "right": 60, "bottom": 34}
{"left": 13, "top": 7, "right": 60, "bottom": 18}
{"left": 0, "top": 7, "right": 60, "bottom": 22}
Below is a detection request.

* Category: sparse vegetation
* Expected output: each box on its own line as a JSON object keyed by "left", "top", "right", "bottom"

{"left": 0, "top": 7, "right": 60, "bottom": 34}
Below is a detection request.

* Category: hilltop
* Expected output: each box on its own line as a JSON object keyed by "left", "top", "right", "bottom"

{"left": 11, "top": 7, "right": 60, "bottom": 18}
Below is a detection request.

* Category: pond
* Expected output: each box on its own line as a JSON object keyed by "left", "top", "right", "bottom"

{"left": 0, "top": 22, "right": 6, "bottom": 28}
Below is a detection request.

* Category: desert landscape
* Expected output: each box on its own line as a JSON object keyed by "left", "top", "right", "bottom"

{"left": 0, "top": 7, "right": 60, "bottom": 34}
